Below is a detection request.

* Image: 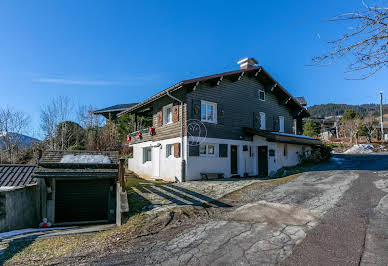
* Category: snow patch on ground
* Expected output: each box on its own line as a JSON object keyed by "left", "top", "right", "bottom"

{"left": 344, "top": 144, "right": 374, "bottom": 154}
{"left": 60, "top": 154, "right": 111, "bottom": 164}
{"left": 0, "top": 227, "right": 74, "bottom": 239}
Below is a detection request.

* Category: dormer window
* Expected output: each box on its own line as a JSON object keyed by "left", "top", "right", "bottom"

{"left": 258, "top": 89, "right": 265, "bottom": 101}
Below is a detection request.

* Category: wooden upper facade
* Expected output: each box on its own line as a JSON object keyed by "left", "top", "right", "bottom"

{"left": 120, "top": 66, "right": 309, "bottom": 144}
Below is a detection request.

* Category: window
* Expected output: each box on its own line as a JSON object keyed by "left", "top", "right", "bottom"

{"left": 260, "top": 112, "right": 266, "bottom": 130}
{"left": 258, "top": 89, "right": 265, "bottom": 101}
{"left": 284, "top": 144, "right": 288, "bottom": 157}
{"left": 166, "top": 144, "right": 173, "bottom": 157}
{"left": 143, "top": 147, "right": 152, "bottom": 163}
{"left": 279, "top": 116, "right": 284, "bottom": 133}
{"left": 163, "top": 104, "right": 173, "bottom": 125}
{"left": 201, "top": 101, "right": 217, "bottom": 123}
{"left": 199, "top": 143, "right": 215, "bottom": 156}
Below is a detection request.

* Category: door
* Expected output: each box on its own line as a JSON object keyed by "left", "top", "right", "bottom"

{"left": 257, "top": 146, "right": 268, "bottom": 177}
{"left": 231, "top": 145, "right": 238, "bottom": 175}
{"left": 152, "top": 147, "right": 160, "bottom": 177}
{"left": 55, "top": 179, "right": 110, "bottom": 223}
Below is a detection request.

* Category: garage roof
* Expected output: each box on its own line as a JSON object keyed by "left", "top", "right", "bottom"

{"left": 0, "top": 165, "right": 36, "bottom": 187}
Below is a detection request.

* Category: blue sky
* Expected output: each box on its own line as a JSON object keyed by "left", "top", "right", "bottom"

{"left": 0, "top": 0, "right": 387, "bottom": 137}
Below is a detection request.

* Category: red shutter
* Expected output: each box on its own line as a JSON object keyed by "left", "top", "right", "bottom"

{"left": 174, "top": 143, "right": 180, "bottom": 158}
{"left": 157, "top": 111, "right": 162, "bottom": 127}
{"left": 172, "top": 105, "right": 179, "bottom": 123}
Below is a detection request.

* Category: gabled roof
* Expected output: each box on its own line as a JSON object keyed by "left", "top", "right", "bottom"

{"left": 94, "top": 103, "right": 137, "bottom": 115}
{"left": 0, "top": 165, "right": 36, "bottom": 187}
{"left": 33, "top": 150, "right": 119, "bottom": 179}
{"left": 118, "top": 66, "right": 309, "bottom": 117}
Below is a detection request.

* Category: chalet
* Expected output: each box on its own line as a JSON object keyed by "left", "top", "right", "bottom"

{"left": 118, "top": 58, "right": 321, "bottom": 182}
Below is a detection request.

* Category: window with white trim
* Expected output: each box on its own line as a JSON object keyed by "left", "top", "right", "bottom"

{"left": 258, "top": 89, "right": 265, "bottom": 101}
{"left": 163, "top": 104, "right": 173, "bottom": 125}
{"left": 279, "top": 116, "right": 284, "bottom": 133}
{"left": 201, "top": 101, "right": 217, "bottom": 123}
{"left": 260, "top": 112, "right": 266, "bottom": 130}
{"left": 199, "top": 143, "right": 215, "bottom": 156}
{"left": 143, "top": 147, "right": 152, "bottom": 163}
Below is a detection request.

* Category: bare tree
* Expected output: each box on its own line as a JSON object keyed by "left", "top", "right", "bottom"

{"left": 362, "top": 113, "right": 379, "bottom": 142}
{"left": 40, "top": 96, "right": 73, "bottom": 150}
{"left": 0, "top": 107, "right": 30, "bottom": 163}
{"left": 77, "top": 104, "right": 105, "bottom": 129}
{"left": 313, "top": 1, "right": 388, "bottom": 79}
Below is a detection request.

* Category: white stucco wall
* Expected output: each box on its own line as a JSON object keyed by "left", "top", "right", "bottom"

{"left": 128, "top": 137, "right": 186, "bottom": 182}
{"left": 128, "top": 136, "right": 312, "bottom": 182}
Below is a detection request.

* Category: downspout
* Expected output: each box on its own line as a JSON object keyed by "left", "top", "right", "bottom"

{"left": 166, "top": 89, "right": 185, "bottom": 182}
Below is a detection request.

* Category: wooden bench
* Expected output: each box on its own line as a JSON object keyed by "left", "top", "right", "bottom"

{"left": 200, "top": 173, "right": 224, "bottom": 180}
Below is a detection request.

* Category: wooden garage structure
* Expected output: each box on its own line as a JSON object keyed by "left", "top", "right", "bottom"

{"left": 33, "top": 150, "right": 119, "bottom": 225}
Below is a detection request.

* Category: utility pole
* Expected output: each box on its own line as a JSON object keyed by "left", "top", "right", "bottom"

{"left": 380, "top": 91, "right": 384, "bottom": 141}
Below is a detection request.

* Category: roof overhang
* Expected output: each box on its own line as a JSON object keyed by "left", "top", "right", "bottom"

{"left": 118, "top": 66, "right": 310, "bottom": 118}
{"left": 243, "top": 127, "right": 321, "bottom": 146}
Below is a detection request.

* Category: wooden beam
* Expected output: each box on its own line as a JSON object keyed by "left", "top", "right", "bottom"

{"left": 254, "top": 69, "right": 262, "bottom": 77}
{"left": 283, "top": 97, "right": 292, "bottom": 105}
{"left": 297, "top": 109, "right": 304, "bottom": 116}
{"left": 193, "top": 81, "right": 199, "bottom": 91}
{"left": 216, "top": 76, "right": 223, "bottom": 86}
{"left": 237, "top": 72, "right": 245, "bottom": 81}
{"left": 270, "top": 83, "right": 278, "bottom": 92}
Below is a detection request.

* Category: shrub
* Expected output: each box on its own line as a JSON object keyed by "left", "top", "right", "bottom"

{"left": 299, "top": 145, "right": 332, "bottom": 164}
{"left": 68, "top": 145, "right": 86, "bottom": 151}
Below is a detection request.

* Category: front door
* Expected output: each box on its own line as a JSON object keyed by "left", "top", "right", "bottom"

{"left": 231, "top": 145, "right": 238, "bottom": 175}
{"left": 257, "top": 146, "right": 268, "bottom": 177}
{"left": 152, "top": 147, "right": 160, "bottom": 177}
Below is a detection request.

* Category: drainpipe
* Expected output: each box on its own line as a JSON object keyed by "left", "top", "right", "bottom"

{"left": 166, "top": 90, "right": 185, "bottom": 182}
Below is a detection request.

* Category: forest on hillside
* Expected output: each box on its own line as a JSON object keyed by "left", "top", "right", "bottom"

{"left": 307, "top": 104, "right": 388, "bottom": 118}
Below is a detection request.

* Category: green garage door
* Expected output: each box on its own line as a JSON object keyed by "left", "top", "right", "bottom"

{"left": 55, "top": 179, "right": 111, "bottom": 223}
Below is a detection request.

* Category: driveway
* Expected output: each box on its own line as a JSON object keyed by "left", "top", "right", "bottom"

{"left": 88, "top": 154, "right": 388, "bottom": 266}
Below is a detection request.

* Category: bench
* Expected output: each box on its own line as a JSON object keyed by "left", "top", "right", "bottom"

{"left": 200, "top": 173, "right": 224, "bottom": 180}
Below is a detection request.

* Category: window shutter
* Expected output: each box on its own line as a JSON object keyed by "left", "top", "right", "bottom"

{"left": 192, "top": 99, "right": 201, "bottom": 120}
{"left": 172, "top": 105, "right": 179, "bottom": 123}
{"left": 157, "top": 111, "right": 162, "bottom": 127}
{"left": 273, "top": 116, "right": 279, "bottom": 131}
{"left": 219, "top": 144, "right": 228, "bottom": 157}
{"left": 253, "top": 112, "right": 260, "bottom": 130}
{"left": 189, "top": 142, "right": 200, "bottom": 156}
{"left": 166, "top": 144, "right": 169, "bottom": 157}
{"left": 174, "top": 143, "right": 180, "bottom": 158}
{"left": 217, "top": 104, "right": 225, "bottom": 125}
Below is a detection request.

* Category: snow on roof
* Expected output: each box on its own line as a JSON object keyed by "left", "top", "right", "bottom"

{"left": 270, "top": 132, "right": 317, "bottom": 140}
{"left": 0, "top": 186, "right": 16, "bottom": 191}
{"left": 60, "top": 154, "right": 112, "bottom": 164}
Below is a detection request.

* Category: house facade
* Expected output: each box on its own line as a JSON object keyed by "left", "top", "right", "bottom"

{"left": 120, "top": 58, "right": 321, "bottom": 182}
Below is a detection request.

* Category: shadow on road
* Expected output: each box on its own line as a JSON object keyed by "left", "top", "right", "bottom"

{"left": 311, "top": 154, "right": 388, "bottom": 172}
{"left": 0, "top": 235, "right": 38, "bottom": 264}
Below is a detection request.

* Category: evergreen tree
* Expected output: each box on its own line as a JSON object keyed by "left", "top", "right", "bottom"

{"left": 303, "top": 119, "right": 320, "bottom": 137}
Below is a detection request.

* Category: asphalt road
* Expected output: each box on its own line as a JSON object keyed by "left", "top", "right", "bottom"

{"left": 93, "top": 154, "right": 388, "bottom": 266}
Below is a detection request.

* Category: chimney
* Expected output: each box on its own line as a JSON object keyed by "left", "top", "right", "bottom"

{"left": 237, "top": 57, "right": 258, "bottom": 70}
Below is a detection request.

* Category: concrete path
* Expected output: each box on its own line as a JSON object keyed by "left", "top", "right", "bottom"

{"left": 92, "top": 154, "right": 388, "bottom": 265}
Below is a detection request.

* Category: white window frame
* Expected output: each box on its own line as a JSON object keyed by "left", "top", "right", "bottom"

{"left": 163, "top": 103, "right": 173, "bottom": 125}
{"left": 143, "top": 147, "right": 152, "bottom": 163}
{"left": 258, "top": 89, "right": 265, "bottom": 101}
{"left": 201, "top": 100, "right": 217, "bottom": 123}
{"left": 199, "top": 143, "right": 216, "bottom": 157}
{"left": 279, "top": 116, "right": 285, "bottom": 133}
{"left": 259, "top": 112, "right": 266, "bottom": 130}
{"left": 166, "top": 144, "right": 173, "bottom": 158}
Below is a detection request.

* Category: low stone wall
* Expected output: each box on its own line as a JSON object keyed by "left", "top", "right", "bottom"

{"left": 0, "top": 185, "right": 40, "bottom": 233}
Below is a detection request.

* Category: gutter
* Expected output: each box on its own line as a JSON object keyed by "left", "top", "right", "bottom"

{"left": 166, "top": 89, "right": 185, "bottom": 182}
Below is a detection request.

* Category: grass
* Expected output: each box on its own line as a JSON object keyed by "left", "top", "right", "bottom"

{"left": 274, "top": 162, "right": 317, "bottom": 178}
{"left": 3, "top": 213, "right": 150, "bottom": 265}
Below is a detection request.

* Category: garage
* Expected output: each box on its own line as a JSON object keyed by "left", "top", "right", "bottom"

{"left": 55, "top": 179, "right": 111, "bottom": 223}
{"left": 33, "top": 150, "right": 119, "bottom": 225}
